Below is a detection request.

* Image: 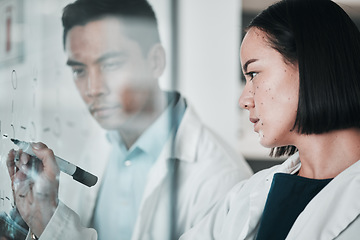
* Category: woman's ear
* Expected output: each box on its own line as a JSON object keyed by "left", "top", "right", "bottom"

{"left": 147, "top": 43, "right": 166, "bottom": 78}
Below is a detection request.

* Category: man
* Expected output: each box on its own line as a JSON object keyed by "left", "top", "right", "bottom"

{"left": 8, "top": 0, "right": 253, "bottom": 239}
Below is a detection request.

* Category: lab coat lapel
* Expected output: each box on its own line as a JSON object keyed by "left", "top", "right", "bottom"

{"left": 132, "top": 103, "right": 202, "bottom": 239}
{"left": 244, "top": 172, "right": 273, "bottom": 238}
{"left": 241, "top": 154, "right": 301, "bottom": 239}
{"left": 172, "top": 105, "right": 201, "bottom": 164}
{"left": 142, "top": 142, "right": 172, "bottom": 204}
{"left": 132, "top": 146, "right": 173, "bottom": 240}
{"left": 286, "top": 160, "right": 360, "bottom": 240}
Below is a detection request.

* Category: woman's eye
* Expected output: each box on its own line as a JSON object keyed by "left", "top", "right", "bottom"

{"left": 245, "top": 72, "right": 258, "bottom": 81}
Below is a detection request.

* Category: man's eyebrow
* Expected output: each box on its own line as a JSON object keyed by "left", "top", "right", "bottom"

{"left": 66, "top": 59, "right": 85, "bottom": 67}
{"left": 95, "top": 52, "right": 126, "bottom": 64}
{"left": 242, "top": 59, "right": 258, "bottom": 73}
{"left": 66, "top": 52, "right": 126, "bottom": 66}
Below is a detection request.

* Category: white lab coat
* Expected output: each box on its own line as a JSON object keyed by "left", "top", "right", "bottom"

{"left": 28, "top": 100, "right": 253, "bottom": 239}
{"left": 180, "top": 152, "right": 360, "bottom": 240}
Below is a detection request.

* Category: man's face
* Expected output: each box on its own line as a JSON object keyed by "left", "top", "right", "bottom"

{"left": 65, "top": 17, "right": 158, "bottom": 130}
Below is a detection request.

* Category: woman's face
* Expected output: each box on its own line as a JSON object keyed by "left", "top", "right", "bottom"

{"left": 239, "top": 27, "right": 300, "bottom": 148}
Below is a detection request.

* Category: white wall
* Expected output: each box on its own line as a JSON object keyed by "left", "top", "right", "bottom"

{"left": 177, "top": 0, "right": 243, "bottom": 154}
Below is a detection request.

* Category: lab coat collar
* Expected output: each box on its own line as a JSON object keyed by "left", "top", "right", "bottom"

{"left": 246, "top": 153, "right": 360, "bottom": 240}
{"left": 286, "top": 159, "right": 360, "bottom": 240}
{"left": 267, "top": 152, "right": 301, "bottom": 177}
{"left": 141, "top": 99, "right": 202, "bottom": 200}
{"left": 245, "top": 152, "right": 301, "bottom": 237}
{"left": 105, "top": 92, "right": 186, "bottom": 161}
{"left": 133, "top": 100, "right": 203, "bottom": 238}
{"left": 170, "top": 101, "right": 202, "bottom": 163}
{"left": 146, "top": 96, "right": 202, "bottom": 165}
{"left": 105, "top": 94, "right": 199, "bottom": 164}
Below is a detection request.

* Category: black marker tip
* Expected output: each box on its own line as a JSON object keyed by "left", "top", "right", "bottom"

{"left": 10, "top": 138, "right": 19, "bottom": 144}
{"left": 73, "top": 167, "right": 98, "bottom": 187}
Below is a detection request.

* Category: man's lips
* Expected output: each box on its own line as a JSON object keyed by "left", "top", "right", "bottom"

{"left": 90, "top": 105, "right": 120, "bottom": 117}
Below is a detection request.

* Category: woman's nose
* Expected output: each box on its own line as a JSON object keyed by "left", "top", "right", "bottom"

{"left": 238, "top": 84, "right": 254, "bottom": 110}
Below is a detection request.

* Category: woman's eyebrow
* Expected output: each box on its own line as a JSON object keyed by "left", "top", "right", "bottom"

{"left": 243, "top": 58, "right": 258, "bottom": 72}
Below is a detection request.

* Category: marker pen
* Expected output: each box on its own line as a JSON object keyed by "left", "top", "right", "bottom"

{"left": 11, "top": 138, "right": 98, "bottom": 187}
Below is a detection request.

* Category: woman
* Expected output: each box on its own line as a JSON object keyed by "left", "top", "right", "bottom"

{"left": 180, "top": 0, "right": 360, "bottom": 239}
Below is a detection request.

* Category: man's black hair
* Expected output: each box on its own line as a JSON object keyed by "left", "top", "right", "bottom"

{"left": 62, "top": 0, "right": 161, "bottom": 54}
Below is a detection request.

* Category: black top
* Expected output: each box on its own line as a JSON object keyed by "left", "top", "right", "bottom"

{"left": 256, "top": 173, "right": 332, "bottom": 240}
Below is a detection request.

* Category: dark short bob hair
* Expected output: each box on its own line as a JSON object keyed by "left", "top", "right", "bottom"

{"left": 246, "top": 0, "right": 360, "bottom": 157}
{"left": 62, "top": 0, "right": 161, "bottom": 54}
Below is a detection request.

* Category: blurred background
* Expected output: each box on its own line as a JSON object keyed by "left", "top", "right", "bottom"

{"left": 0, "top": 0, "right": 359, "bottom": 229}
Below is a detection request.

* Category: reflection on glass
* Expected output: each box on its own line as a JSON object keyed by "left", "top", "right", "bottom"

{"left": 1, "top": 0, "right": 253, "bottom": 239}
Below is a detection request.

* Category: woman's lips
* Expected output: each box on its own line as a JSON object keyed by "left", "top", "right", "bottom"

{"left": 249, "top": 117, "right": 259, "bottom": 124}
{"left": 250, "top": 117, "right": 260, "bottom": 131}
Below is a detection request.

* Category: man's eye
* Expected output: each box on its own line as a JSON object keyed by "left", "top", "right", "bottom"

{"left": 101, "top": 61, "right": 124, "bottom": 71}
{"left": 245, "top": 72, "right": 258, "bottom": 81}
{"left": 72, "top": 68, "right": 87, "bottom": 80}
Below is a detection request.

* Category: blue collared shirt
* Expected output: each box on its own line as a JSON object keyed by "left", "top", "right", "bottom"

{"left": 93, "top": 94, "right": 185, "bottom": 240}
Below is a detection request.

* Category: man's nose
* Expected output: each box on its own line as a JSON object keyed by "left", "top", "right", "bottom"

{"left": 86, "top": 70, "right": 110, "bottom": 97}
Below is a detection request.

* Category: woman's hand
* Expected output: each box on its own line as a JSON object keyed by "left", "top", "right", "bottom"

{"left": 6, "top": 142, "right": 60, "bottom": 237}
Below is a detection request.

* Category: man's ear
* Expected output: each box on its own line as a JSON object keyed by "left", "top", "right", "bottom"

{"left": 147, "top": 43, "right": 166, "bottom": 78}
